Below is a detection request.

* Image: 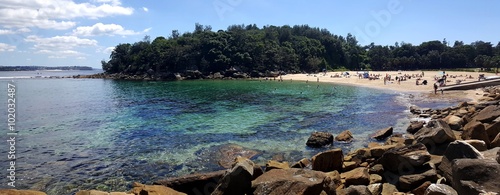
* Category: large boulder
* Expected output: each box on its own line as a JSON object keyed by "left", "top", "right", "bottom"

{"left": 131, "top": 182, "right": 187, "bottom": 195}
{"left": 212, "top": 157, "right": 255, "bottom": 195}
{"left": 323, "top": 171, "right": 342, "bottom": 195}
{"left": 444, "top": 115, "right": 464, "bottom": 130}
{"left": 367, "top": 183, "right": 383, "bottom": 195}
{"left": 485, "top": 117, "right": 500, "bottom": 143}
{"left": 407, "top": 121, "right": 425, "bottom": 134}
{"left": 340, "top": 185, "right": 372, "bottom": 195}
{"left": 438, "top": 140, "right": 484, "bottom": 184}
{"left": 414, "top": 119, "right": 456, "bottom": 146}
{"left": 76, "top": 191, "right": 132, "bottom": 195}
{"left": 251, "top": 168, "right": 326, "bottom": 195}
{"left": 311, "top": 148, "right": 343, "bottom": 172}
{"left": 463, "top": 139, "right": 487, "bottom": 151}
{"left": 371, "top": 127, "right": 393, "bottom": 140}
{"left": 335, "top": 130, "right": 354, "bottom": 142}
{"left": 340, "top": 167, "right": 370, "bottom": 186}
{"left": 398, "top": 169, "right": 438, "bottom": 191}
{"left": 462, "top": 121, "right": 490, "bottom": 146}
{"left": 370, "top": 144, "right": 398, "bottom": 158}
{"left": 291, "top": 158, "right": 311, "bottom": 169}
{"left": 376, "top": 143, "right": 431, "bottom": 173}
{"left": 411, "top": 181, "right": 431, "bottom": 195}
{"left": 381, "top": 183, "right": 399, "bottom": 195}
{"left": 491, "top": 133, "right": 500, "bottom": 148}
{"left": 424, "top": 184, "right": 458, "bottom": 195}
{"left": 265, "top": 160, "right": 289, "bottom": 171}
{"left": 451, "top": 159, "right": 500, "bottom": 195}
{"left": 154, "top": 171, "right": 225, "bottom": 194}
{"left": 306, "top": 132, "right": 334, "bottom": 148}
{"left": 474, "top": 105, "right": 500, "bottom": 123}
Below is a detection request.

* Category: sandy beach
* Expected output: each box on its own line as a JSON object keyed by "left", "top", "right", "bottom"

{"left": 280, "top": 70, "right": 498, "bottom": 102}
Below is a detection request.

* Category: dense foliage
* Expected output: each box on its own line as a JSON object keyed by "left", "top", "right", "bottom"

{"left": 102, "top": 23, "right": 500, "bottom": 75}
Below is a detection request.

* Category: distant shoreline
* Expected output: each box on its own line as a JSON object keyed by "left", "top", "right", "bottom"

{"left": 0, "top": 66, "right": 94, "bottom": 71}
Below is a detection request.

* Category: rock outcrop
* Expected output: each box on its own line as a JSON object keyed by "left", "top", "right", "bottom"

{"left": 311, "top": 148, "right": 343, "bottom": 172}
{"left": 251, "top": 168, "right": 327, "bottom": 195}
{"left": 335, "top": 130, "right": 354, "bottom": 142}
{"left": 306, "top": 131, "right": 334, "bottom": 148}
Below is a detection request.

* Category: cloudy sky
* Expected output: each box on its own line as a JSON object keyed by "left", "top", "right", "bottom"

{"left": 0, "top": 0, "right": 499, "bottom": 69}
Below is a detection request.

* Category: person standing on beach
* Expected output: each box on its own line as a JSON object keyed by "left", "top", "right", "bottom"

{"left": 433, "top": 83, "right": 438, "bottom": 94}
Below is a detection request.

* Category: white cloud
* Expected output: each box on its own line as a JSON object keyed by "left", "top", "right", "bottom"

{"left": 0, "top": 43, "right": 16, "bottom": 52}
{"left": 103, "top": 46, "right": 115, "bottom": 54}
{"left": 72, "top": 23, "right": 147, "bottom": 36}
{"left": 0, "top": 29, "right": 15, "bottom": 35}
{"left": 24, "top": 35, "right": 96, "bottom": 58}
{"left": 142, "top": 7, "right": 149, "bottom": 12}
{"left": 0, "top": 0, "right": 134, "bottom": 30}
{"left": 93, "top": 0, "right": 121, "bottom": 5}
{"left": 76, "top": 56, "right": 87, "bottom": 60}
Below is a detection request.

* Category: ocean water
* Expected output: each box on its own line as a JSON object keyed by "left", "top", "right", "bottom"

{"left": 0, "top": 73, "right": 461, "bottom": 194}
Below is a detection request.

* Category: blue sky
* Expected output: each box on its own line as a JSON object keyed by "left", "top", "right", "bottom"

{"left": 0, "top": 0, "right": 499, "bottom": 69}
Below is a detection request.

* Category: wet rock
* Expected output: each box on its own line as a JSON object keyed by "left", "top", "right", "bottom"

{"left": 307, "top": 131, "right": 334, "bottom": 148}
{"left": 424, "top": 184, "right": 458, "bottom": 195}
{"left": 497, "top": 149, "right": 500, "bottom": 164}
{"left": 340, "top": 185, "right": 371, "bottom": 195}
{"left": 474, "top": 105, "right": 500, "bottom": 123}
{"left": 463, "top": 139, "right": 487, "bottom": 151}
{"left": 407, "top": 121, "right": 425, "bottom": 134}
{"left": 438, "top": 140, "right": 484, "bottom": 183}
{"left": 376, "top": 143, "right": 431, "bottom": 173}
{"left": 212, "top": 157, "right": 254, "bottom": 195}
{"left": 414, "top": 119, "right": 456, "bottom": 145}
{"left": 251, "top": 168, "right": 326, "bottom": 195}
{"left": 335, "top": 130, "right": 354, "bottom": 142}
{"left": 341, "top": 167, "right": 370, "bottom": 186}
{"left": 291, "top": 158, "right": 311, "bottom": 168}
{"left": 462, "top": 120, "right": 490, "bottom": 146}
{"left": 371, "top": 127, "right": 393, "bottom": 140}
{"left": 0, "top": 190, "right": 47, "bottom": 195}
{"left": 131, "top": 182, "right": 186, "bottom": 195}
{"left": 410, "top": 105, "right": 421, "bottom": 114}
{"left": 451, "top": 159, "right": 500, "bottom": 195}
{"left": 199, "top": 143, "right": 260, "bottom": 169}
{"left": 444, "top": 115, "right": 463, "bottom": 130}
{"left": 265, "top": 160, "right": 289, "bottom": 171}
{"left": 311, "top": 148, "right": 343, "bottom": 172}
{"left": 154, "top": 171, "right": 225, "bottom": 194}
{"left": 398, "top": 169, "right": 438, "bottom": 191}
{"left": 384, "top": 136, "right": 406, "bottom": 146}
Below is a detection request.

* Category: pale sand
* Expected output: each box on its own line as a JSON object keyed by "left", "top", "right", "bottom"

{"left": 280, "top": 70, "right": 499, "bottom": 103}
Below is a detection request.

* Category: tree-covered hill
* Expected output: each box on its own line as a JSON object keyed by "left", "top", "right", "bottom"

{"left": 101, "top": 23, "right": 500, "bottom": 77}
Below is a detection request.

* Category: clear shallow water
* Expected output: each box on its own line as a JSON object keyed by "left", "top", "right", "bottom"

{"left": 0, "top": 78, "right": 460, "bottom": 194}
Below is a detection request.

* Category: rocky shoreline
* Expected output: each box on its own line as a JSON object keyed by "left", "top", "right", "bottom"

{"left": 3, "top": 87, "right": 500, "bottom": 195}
{"left": 72, "top": 70, "right": 284, "bottom": 81}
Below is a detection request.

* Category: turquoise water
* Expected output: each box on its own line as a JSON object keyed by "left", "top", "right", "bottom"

{"left": 0, "top": 77, "right": 458, "bottom": 194}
